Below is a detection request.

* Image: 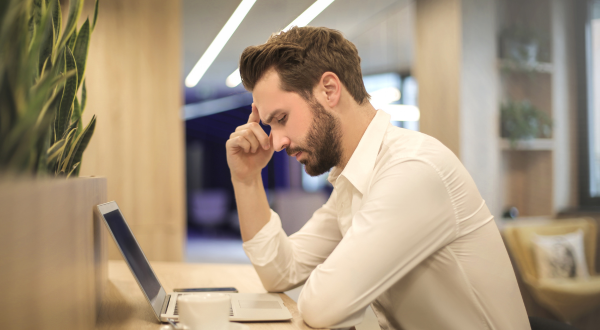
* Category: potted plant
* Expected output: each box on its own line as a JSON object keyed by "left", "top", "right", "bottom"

{"left": 500, "top": 26, "right": 540, "bottom": 65}
{"left": 0, "top": 1, "right": 107, "bottom": 329}
{"left": 0, "top": 0, "right": 97, "bottom": 177}
{"left": 500, "top": 99, "right": 552, "bottom": 148}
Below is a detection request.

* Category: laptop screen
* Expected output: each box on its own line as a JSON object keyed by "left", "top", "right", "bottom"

{"left": 103, "top": 209, "right": 165, "bottom": 317}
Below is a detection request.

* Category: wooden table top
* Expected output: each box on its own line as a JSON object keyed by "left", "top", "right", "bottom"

{"left": 96, "top": 260, "right": 324, "bottom": 330}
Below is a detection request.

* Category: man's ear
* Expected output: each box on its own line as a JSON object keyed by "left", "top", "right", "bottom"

{"left": 317, "top": 72, "right": 341, "bottom": 109}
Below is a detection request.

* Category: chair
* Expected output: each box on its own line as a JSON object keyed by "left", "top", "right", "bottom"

{"left": 503, "top": 218, "right": 600, "bottom": 321}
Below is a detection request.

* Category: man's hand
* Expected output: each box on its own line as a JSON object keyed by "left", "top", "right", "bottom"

{"left": 226, "top": 103, "right": 274, "bottom": 184}
{"left": 227, "top": 103, "right": 273, "bottom": 241}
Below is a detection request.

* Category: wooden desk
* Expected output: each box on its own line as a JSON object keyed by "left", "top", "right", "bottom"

{"left": 96, "top": 260, "right": 323, "bottom": 330}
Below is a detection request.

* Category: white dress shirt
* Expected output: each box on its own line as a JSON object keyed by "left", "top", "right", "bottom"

{"left": 243, "top": 110, "right": 530, "bottom": 330}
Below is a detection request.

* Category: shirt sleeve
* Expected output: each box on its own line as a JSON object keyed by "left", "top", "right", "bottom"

{"left": 242, "top": 191, "right": 343, "bottom": 292}
{"left": 297, "top": 159, "right": 458, "bottom": 329}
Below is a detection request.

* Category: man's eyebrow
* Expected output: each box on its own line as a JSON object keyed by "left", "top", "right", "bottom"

{"left": 262, "top": 109, "right": 283, "bottom": 125}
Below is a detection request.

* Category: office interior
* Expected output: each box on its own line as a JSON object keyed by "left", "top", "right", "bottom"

{"left": 1, "top": 0, "right": 600, "bottom": 329}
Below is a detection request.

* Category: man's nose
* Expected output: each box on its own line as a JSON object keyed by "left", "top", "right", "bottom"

{"left": 271, "top": 132, "right": 290, "bottom": 152}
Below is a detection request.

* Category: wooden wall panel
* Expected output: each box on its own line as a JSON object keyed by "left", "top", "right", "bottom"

{"left": 502, "top": 151, "right": 553, "bottom": 216}
{"left": 415, "top": 0, "right": 462, "bottom": 157}
{"left": 79, "top": 0, "right": 185, "bottom": 261}
{"left": 416, "top": 0, "right": 501, "bottom": 219}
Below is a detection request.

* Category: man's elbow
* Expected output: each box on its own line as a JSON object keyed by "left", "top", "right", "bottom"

{"left": 298, "top": 297, "right": 356, "bottom": 329}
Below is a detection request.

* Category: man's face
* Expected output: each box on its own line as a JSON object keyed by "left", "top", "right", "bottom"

{"left": 253, "top": 69, "right": 342, "bottom": 176}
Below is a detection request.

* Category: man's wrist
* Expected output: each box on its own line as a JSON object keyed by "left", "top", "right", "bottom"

{"left": 231, "top": 174, "right": 262, "bottom": 188}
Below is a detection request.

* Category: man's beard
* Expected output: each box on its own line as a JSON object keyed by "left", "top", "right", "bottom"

{"left": 286, "top": 99, "right": 343, "bottom": 176}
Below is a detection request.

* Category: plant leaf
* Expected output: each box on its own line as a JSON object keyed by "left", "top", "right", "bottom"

{"left": 81, "top": 79, "right": 87, "bottom": 114}
{"left": 46, "top": 137, "right": 66, "bottom": 164}
{"left": 92, "top": 0, "right": 99, "bottom": 31}
{"left": 55, "top": 47, "right": 77, "bottom": 140}
{"left": 54, "top": 0, "right": 83, "bottom": 62}
{"left": 38, "top": 2, "right": 54, "bottom": 72}
{"left": 72, "top": 97, "right": 82, "bottom": 135}
{"left": 67, "top": 162, "right": 79, "bottom": 178}
{"left": 67, "top": 27, "right": 77, "bottom": 51}
{"left": 67, "top": 114, "right": 95, "bottom": 175}
{"left": 73, "top": 19, "right": 89, "bottom": 90}
{"left": 36, "top": 125, "right": 51, "bottom": 176}
{"left": 51, "top": 0, "right": 61, "bottom": 45}
{"left": 56, "top": 125, "right": 77, "bottom": 174}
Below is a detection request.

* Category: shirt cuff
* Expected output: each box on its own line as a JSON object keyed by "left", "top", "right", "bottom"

{"left": 242, "top": 209, "right": 284, "bottom": 266}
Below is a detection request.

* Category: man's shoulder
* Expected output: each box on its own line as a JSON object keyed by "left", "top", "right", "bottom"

{"left": 379, "top": 125, "right": 457, "bottom": 166}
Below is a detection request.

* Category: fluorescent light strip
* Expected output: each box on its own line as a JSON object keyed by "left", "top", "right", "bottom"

{"left": 185, "top": 0, "right": 257, "bottom": 88}
{"left": 282, "top": 0, "right": 335, "bottom": 32}
{"left": 226, "top": 0, "right": 335, "bottom": 88}
{"left": 226, "top": 68, "right": 242, "bottom": 88}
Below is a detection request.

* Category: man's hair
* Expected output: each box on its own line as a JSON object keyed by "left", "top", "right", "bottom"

{"left": 239, "top": 26, "right": 370, "bottom": 104}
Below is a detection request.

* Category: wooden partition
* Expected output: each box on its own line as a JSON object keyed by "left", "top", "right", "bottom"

{"left": 79, "top": 0, "right": 185, "bottom": 261}
{"left": 415, "top": 0, "right": 501, "bottom": 219}
{"left": 0, "top": 177, "right": 108, "bottom": 330}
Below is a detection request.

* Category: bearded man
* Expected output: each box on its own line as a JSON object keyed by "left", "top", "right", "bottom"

{"left": 225, "top": 26, "right": 529, "bottom": 330}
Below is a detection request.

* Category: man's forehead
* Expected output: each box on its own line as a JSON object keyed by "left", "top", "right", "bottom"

{"left": 252, "top": 71, "right": 285, "bottom": 123}
{"left": 252, "top": 98, "right": 281, "bottom": 124}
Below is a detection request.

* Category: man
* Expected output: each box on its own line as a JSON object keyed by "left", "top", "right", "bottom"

{"left": 226, "top": 26, "right": 529, "bottom": 329}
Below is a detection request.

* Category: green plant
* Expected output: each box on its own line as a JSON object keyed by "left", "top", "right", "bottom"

{"left": 501, "top": 99, "right": 552, "bottom": 148}
{"left": 0, "top": 0, "right": 98, "bottom": 178}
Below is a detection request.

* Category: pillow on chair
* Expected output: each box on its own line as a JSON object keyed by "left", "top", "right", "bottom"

{"left": 532, "top": 230, "right": 590, "bottom": 280}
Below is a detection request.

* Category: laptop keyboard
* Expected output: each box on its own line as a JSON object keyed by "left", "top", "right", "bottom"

{"left": 174, "top": 294, "right": 234, "bottom": 317}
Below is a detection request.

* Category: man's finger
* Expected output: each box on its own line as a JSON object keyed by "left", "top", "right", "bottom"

{"left": 248, "top": 103, "right": 260, "bottom": 124}
{"left": 234, "top": 123, "right": 269, "bottom": 149}
{"left": 231, "top": 135, "right": 251, "bottom": 153}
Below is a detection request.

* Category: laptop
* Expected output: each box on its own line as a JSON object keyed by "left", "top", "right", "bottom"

{"left": 95, "top": 201, "right": 293, "bottom": 323}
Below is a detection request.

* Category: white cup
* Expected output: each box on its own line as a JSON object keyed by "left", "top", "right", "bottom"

{"left": 178, "top": 293, "right": 231, "bottom": 330}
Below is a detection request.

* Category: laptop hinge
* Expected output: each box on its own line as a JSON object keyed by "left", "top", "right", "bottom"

{"left": 161, "top": 294, "right": 171, "bottom": 315}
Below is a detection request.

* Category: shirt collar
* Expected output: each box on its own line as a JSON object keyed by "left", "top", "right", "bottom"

{"left": 328, "top": 110, "right": 390, "bottom": 194}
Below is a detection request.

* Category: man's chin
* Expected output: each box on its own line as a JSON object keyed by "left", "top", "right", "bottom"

{"left": 303, "top": 162, "right": 332, "bottom": 177}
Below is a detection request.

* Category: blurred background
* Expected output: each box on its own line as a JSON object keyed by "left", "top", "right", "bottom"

{"left": 75, "top": 0, "right": 600, "bottom": 328}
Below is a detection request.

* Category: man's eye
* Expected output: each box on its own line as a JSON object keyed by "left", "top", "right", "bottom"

{"left": 278, "top": 115, "right": 287, "bottom": 123}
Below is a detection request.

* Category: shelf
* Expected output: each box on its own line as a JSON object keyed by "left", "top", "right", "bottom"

{"left": 498, "top": 59, "right": 553, "bottom": 74}
{"left": 500, "top": 138, "right": 554, "bottom": 151}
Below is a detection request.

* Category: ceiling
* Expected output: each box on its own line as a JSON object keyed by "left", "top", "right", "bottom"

{"left": 182, "top": 0, "right": 415, "bottom": 101}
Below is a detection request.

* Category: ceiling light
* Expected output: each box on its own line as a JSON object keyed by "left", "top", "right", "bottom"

{"left": 282, "top": 0, "right": 335, "bottom": 32}
{"left": 185, "top": 0, "right": 257, "bottom": 88}
{"left": 226, "top": 68, "right": 242, "bottom": 88}
{"left": 369, "top": 87, "right": 401, "bottom": 109}
{"left": 381, "top": 105, "right": 420, "bottom": 122}
{"left": 226, "top": 0, "right": 335, "bottom": 88}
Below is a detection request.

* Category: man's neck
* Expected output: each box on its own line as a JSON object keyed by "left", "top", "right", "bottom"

{"left": 335, "top": 99, "right": 377, "bottom": 170}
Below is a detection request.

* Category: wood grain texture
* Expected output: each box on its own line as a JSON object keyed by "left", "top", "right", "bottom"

{"left": 78, "top": 0, "right": 186, "bottom": 261}
{"left": 502, "top": 151, "right": 553, "bottom": 216}
{"left": 0, "top": 177, "right": 108, "bottom": 330}
{"left": 96, "top": 261, "right": 326, "bottom": 330}
{"left": 415, "top": 0, "right": 462, "bottom": 157}
{"left": 416, "top": 0, "right": 501, "bottom": 219}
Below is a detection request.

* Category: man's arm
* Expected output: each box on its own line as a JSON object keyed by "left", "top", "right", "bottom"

{"left": 227, "top": 104, "right": 343, "bottom": 292}
{"left": 226, "top": 104, "right": 273, "bottom": 242}
{"left": 243, "top": 193, "right": 342, "bottom": 292}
